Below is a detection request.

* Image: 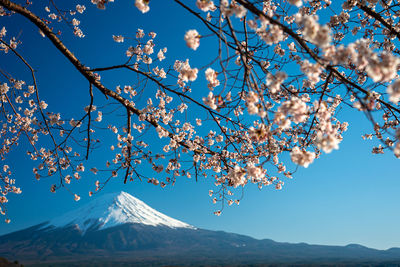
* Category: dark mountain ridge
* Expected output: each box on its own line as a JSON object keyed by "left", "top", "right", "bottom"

{"left": 1, "top": 192, "right": 400, "bottom": 266}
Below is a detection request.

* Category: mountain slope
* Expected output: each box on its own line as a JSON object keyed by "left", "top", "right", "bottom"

{"left": 1, "top": 191, "right": 400, "bottom": 266}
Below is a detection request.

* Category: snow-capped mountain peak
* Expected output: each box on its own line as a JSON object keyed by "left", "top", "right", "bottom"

{"left": 43, "top": 191, "right": 194, "bottom": 233}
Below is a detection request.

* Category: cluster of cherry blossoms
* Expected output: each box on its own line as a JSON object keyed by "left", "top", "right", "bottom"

{"left": 43, "top": 3, "right": 87, "bottom": 38}
{"left": 297, "top": 14, "right": 331, "bottom": 48}
{"left": 174, "top": 59, "right": 199, "bottom": 85}
{"left": 0, "top": 67, "right": 44, "bottom": 222}
{"left": 135, "top": 0, "right": 150, "bottom": 13}
{"left": 196, "top": 0, "right": 216, "bottom": 12}
{"left": 184, "top": 30, "right": 201, "bottom": 51}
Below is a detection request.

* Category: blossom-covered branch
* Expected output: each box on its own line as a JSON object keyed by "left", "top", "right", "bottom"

{"left": 0, "top": 0, "right": 400, "bottom": 222}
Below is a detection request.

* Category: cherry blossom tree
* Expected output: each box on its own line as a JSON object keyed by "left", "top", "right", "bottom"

{"left": 1, "top": 0, "right": 400, "bottom": 223}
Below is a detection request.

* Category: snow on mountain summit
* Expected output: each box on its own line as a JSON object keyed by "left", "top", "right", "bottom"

{"left": 44, "top": 191, "right": 194, "bottom": 233}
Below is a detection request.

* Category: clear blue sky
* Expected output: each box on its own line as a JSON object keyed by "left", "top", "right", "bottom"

{"left": 1, "top": 0, "right": 400, "bottom": 251}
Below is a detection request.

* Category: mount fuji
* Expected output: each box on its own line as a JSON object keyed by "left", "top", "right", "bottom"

{"left": 41, "top": 191, "right": 194, "bottom": 233}
{"left": 2, "top": 191, "right": 400, "bottom": 266}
